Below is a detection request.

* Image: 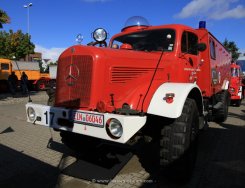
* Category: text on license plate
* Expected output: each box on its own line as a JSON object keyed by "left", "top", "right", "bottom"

{"left": 74, "top": 111, "right": 104, "bottom": 128}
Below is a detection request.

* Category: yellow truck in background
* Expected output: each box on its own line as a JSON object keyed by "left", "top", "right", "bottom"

{"left": 0, "top": 58, "right": 53, "bottom": 92}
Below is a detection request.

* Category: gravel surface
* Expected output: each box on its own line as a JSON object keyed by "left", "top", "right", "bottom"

{"left": 0, "top": 91, "right": 48, "bottom": 105}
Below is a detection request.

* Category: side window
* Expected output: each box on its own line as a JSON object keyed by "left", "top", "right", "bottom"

{"left": 181, "top": 31, "right": 198, "bottom": 55}
{"left": 1, "top": 63, "right": 10, "bottom": 70}
{"left": 181, "top": 32, "right": 187, "bottom": 53}
{"left": 210, "top": 39, "right": 216, "bottom": 59}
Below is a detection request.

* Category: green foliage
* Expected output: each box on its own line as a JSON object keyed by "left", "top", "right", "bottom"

{"left": 38, "top": 60, "right": 49, "bottom": 73}
{"left": 0, "top": 9, "right": 10, "bottom": 26}
{"left": 0, "top": 29, "right": 35, "bottom": 60}
{"left": 223, "top": 38, "right": 240, "bottom": 61}
{"left": 49, "top": 61, "right": 58, "bottom": 65}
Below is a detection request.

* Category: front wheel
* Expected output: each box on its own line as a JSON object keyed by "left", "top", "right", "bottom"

{"left": 160, "top": 98, "right": 199, "bottom": 181}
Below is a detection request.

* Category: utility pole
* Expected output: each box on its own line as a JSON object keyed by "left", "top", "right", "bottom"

{"left": 0, "top": 12, "right": 3, "bottom": 28}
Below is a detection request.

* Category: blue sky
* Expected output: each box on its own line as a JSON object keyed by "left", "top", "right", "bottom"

{"left": 1, "top": 0, "right": 245, "bottom": 61}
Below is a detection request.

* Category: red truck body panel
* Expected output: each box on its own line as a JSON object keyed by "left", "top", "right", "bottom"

{"left": 196, "top": 29, "right": 231, "bottom": 97}
{"left": 55, "top": 24, "right": 231, "bottom": 114}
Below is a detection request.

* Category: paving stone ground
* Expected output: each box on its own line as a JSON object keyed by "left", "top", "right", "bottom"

{"left": 0, "top": 91, "right": 244, "bottom": 188}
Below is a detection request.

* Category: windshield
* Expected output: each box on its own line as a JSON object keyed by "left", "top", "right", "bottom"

{"left": 112, "top": 29, "right": 175, "bottom": 52}
{"left": 231, "top": 68, "right": 239, "bottom": 77}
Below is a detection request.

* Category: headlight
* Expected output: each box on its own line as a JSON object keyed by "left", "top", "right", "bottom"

{"left": 106, "top": 118, "right": 123, "bottom": 139}
{"left": 93, "top": 28, "right": 107, "bottom": 42}
{"left": 230, "top": 88, "right": 235, "bottom": 93}
{"left": 27, "top": 107, "right": 36, "bottom": 122}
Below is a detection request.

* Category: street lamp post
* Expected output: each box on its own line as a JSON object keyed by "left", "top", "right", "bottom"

{"left": 24, "top": 3, "right": 32, "bottom": 35}
{"left": 24, "top": 3, "right": 32, "bottom": 61}
{"left": 0, "top": 12, "right": 3, "bottom": 28}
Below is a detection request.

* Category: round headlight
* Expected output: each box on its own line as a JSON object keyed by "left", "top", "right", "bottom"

{"left": 107, "top": 118, "right": 123, "bottom": 138}
{"left": 27, "top": 107, "right": 36, "bottom": 122}
{"left": 93, "top": 28, "right": 107, "bottom": 42}
{"left": 230, "top": 88, "right": 235, "bottom": 93}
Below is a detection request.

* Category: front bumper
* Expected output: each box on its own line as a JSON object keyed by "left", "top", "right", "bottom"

{"left": 230, "top": 95, "right": 241, "bottom": 100}
{"left": 229, "top": 86, "right": 243, "bottom": 100}
{"left": 26, "top": 103, "right": 147, "bottom": 144}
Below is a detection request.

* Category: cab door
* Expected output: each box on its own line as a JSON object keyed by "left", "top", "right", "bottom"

{"left": 179, "top": 31, "right": 199, "bottom": 82}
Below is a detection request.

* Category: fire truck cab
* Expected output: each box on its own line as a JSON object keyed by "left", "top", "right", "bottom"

{"left": 229, "top": 63, "right": 243, "bottom": 106}
{"left": 26, "top": 17, "right": 231, "bottom": 178}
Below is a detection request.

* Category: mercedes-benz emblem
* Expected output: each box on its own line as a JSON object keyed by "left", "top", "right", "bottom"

{"left": 64, "top": 64, "right": 80, "bottom": 86}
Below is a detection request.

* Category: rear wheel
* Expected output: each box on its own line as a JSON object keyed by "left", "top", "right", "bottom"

{"left": 0, "top": 80, "right": 8, "bottom": 93}
{"left": 235, "top": 99, "right": 241, "bottom": 107}
{"left": 36, "top": 80, "right": 46, "bottom": 90}
{"left": 160, "top": 98, "right": 199, "bottom": 181}
{"left": 214, "top": 90, "right": 229, "bottom": 122}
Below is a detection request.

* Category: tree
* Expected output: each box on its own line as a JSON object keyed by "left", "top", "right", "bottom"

{"left": 223, "top": 38, "right": 240, "bottom": 61}
{"left": 0, "top": 29, "right": 35, "bottom": 60}
{"left": 0, "top": 9, "right": 10, "bottom": 28}
{"left": 38, "top": 60, "right": 49, "bottom": 73}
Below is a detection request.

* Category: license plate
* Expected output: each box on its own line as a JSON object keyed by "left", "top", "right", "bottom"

{"left": 73, "top": 111, "right": 104, "bottom": 128}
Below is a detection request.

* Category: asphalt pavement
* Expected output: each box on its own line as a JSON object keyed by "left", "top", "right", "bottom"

{"left": 0, "top": 92, "right": 244, "bottom": 188}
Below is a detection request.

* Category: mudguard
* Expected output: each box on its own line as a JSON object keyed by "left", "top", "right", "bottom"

{"left": 222, "top": 79, "right": 230, "bottom": 90}
{"left": 147, "top": 83, "right": 202, "bottom": 118}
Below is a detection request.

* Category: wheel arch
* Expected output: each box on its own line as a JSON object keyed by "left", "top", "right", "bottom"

{"left": 147, "top": 83, "right": 203, "bottom": 118}
{"left": 187, "top": 87, "right": 204, "bottom": 117}
{"left": 222, "top": 79, "right": 229, "bottom": 90}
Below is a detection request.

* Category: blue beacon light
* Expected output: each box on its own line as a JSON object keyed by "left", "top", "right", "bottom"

{"left": 199, "top": 21, "right": 206, "bottom": 29}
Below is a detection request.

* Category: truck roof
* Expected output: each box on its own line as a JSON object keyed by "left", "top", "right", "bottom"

{"left": 0, "top": 58, "right": 11, "bottom": 63}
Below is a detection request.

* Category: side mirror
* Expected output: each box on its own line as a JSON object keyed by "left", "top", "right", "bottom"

{"left": 197, "top": 43, "right": 207, "bottom": 52}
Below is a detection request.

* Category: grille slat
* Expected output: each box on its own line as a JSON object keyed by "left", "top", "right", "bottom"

{"left": 111, "top": 67, "right": 154, "bottom": 83}
{"left": 56, "top": 55, "right": 93, "bottom": 108}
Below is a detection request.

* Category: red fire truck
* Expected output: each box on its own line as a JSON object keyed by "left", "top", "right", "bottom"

{"left": 26, "top": 17, "right": 231, "bottom": 177}
{"left": 229, "top": 63, "right": 243, "bottom": 106}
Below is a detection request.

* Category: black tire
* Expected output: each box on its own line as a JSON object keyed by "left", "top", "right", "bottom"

{"left": 214, "top": 90, "right": 229, "bottom": 122}
{"left": 60, "top": 131, "right": 100, "bottom": 152}
{"left": 48, "top": 79, "right": 56, "bottom": 88}
{"left": 160, "top": 98, "right": 199, "bottom": 181}
{"left": 0, "top": 80, "right": 8, "bottom": 93}
{"left": 235, "top": 99, "right": 241, "bottom": 107}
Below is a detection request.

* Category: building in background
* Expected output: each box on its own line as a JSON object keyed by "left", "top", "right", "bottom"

{"left": 20, "top": 52, "right": 42, "bottom": 62}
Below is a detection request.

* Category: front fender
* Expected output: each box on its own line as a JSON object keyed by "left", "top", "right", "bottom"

{"left": 147, "top": 83, "right": 202, "bottom": 118}
{"left": 222, "top": 79, "right": 229, "bottom": 90}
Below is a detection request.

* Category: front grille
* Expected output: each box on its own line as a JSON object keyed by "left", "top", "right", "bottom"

{"left": 56, "top": 55, "right": 93, "bottom": 108}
